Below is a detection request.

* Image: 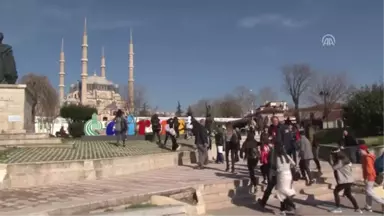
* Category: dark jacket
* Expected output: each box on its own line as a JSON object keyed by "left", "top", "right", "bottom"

{"left": 151, "top": 115, "right": 161, "bottom": 131}
{"left": 173, "top": 117, "right": 179, "bottom": 131}
{"left": 344, "top": 134, "right": 357, "bottom": 147}
{"left": 193, "top": 120, "right": 208, "bottom": 146}
{"left": 275, "top": 124, "right": 291, "bottom": 150}
{"left": 225, "top": 131, "right": 239, "bottom": 150}
{"left": 214, "top": 128, "right": 225, "bottom": 146}
{"left": 260, "top": 131, "right": 269, "bottom": 144}
{"left": 240, "top": 137, "right": 259, "bottom": 160}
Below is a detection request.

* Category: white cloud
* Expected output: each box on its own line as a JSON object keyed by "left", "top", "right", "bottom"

{"left": 238, "top": 14, "right": 308, "bottom": 29}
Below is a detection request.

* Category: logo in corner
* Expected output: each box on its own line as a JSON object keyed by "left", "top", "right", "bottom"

{"left": 321, "top": 34, "right": 336, "bottom": 47}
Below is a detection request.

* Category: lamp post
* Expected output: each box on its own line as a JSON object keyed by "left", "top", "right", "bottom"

{"left": 249, "top": 89, "right": 254, "bottom": 114}
{"left": 319, "top": 91, "right": 329, "bottom": 129}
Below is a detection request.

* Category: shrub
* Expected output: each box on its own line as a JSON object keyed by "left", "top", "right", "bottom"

{"left": 60, "top": 104, "right": 97, "bottom": 122}
{"left": 68, "top": 122, "right": 85, "bottom": 138}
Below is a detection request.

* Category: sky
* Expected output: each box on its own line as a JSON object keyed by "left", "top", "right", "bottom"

{"left": 0, "top": 0, "right": 383, "bottom": 111}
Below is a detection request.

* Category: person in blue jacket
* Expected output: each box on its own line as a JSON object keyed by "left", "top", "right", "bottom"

{"left": 375, "top": 152, "right": 384, "bottom": 175}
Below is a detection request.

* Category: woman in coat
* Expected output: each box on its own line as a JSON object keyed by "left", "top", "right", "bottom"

{"left": 328, "top": 149, "right": 361, "bottom": 213}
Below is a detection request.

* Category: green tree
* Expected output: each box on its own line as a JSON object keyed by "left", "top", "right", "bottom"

{"left": 343, "top": 83, "right": 383, "bottom": 136}
{"left": 186, "top": 105, "right": 193, "bottom": 116}
{"left": 176, "top": 101, "right": 183, "bottom": 117}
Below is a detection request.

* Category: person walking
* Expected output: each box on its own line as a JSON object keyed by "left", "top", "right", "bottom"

{"left": 328, "top": 149, "right": 362, "bottom": 213}
{"left": 151, "top": 114, "right": 162, "bottom": 144}
{"left": 114, "top": 109, "right": 127, "bottom": 147}
{"left": 298, "top": 129, "right": 315, "bottom": 185}
{"left": 224, "top": 123, "right": 239, "bottom": 173}
{"left": 258, "top": 116, "right": 289, "bottom": 208}
{"left": 192, "top": 118, "right": 209, "bottom": 169}
{"left": 240, "top": 129, "right": 260, "bottom": 192}
{"left": 259, "top": 139, "right": 271, "bottom": 184}
{"left": 275, "top": 145, "right": 297, "bottom": 216}
{"left": 359, "top": 144, "right": 384, "bottom": 212}
{"left": 164, "top": 117, "right": 179, "bottom": 151}
{"left": 214, "top": 125, "right": 225, "bottom": 164}
{"left": 306, "top": 123, "right": 322, "bottom": 175}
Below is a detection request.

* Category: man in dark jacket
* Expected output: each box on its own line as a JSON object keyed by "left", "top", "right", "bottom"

{"left": 151, "top": 114, "right": 162, "bottom": 144}
{"left": 192, "top": 119, "right": 209, "bottom": 169}
{"left": 342, "top": 130, "right": 359, "bottom": 163}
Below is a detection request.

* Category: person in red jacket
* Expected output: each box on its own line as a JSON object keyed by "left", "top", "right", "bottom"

{"left": 359, "top": 144, "right": 384, "bottom": 212}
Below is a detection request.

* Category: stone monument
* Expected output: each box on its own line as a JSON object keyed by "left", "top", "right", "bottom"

{"left": 0, "top": 33, "right": 33, "bottom": 134}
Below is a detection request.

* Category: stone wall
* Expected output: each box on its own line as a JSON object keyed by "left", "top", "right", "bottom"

{"left": 0, "top": 84, "right": 29, "bottom": 133}
{"left": 0, "top": 151, "right": 196, "bottom": 189}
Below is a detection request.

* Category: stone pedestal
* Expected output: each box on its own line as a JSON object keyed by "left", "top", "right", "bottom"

{"left": 0, "top": 84, "right": 33, "bottom": 134}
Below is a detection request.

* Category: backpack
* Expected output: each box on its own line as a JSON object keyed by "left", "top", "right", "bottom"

{"left": 374, "top": 154, "right": 384, "bottom": 184}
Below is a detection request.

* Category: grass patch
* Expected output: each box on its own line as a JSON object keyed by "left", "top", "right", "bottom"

{"left": 125, "top": 203, "right": 157, "bottom": 209}
{"left": 0, "top": 148, "right": 18, "bottom": 163}
{"left": 315, "top": 129, "right": 383, "bottom": 146}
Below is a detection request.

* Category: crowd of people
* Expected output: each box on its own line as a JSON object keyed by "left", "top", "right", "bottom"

{"left": 112, "top": 110, "right": 384, "bottom": 215}
{"left": 189, "top": 115, "right": 384, "bottom": 216}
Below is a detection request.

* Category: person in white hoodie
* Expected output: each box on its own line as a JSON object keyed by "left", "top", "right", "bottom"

{"left": 275, "top": 145, "right": 297, "bottom": 216}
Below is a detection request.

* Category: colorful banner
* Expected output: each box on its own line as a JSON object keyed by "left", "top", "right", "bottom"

{"left": 84, "top": 113, "right": 104, "bottom": 136}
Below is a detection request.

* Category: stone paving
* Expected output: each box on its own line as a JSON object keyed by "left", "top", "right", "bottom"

{"left": 0, "top": 161, "right": 248, "bottom": 215}
{"left": 209, "top": 194, "right": 383, "bottom": 215}
{"left": 0, "top": 140, "right": 194, "bottom": 163}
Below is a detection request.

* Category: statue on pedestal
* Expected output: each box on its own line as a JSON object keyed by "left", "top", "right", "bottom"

{"left": 0, "top": 33, "right": 18, "bottom": 84}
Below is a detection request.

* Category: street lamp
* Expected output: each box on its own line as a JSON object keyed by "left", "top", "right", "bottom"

{"left": 319, "top": 91, "right": 329, "bottom": 129}
{"left": 249, "top": 89, "right": 254, "bottom": 114}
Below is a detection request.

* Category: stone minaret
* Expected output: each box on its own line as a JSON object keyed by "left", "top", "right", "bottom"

{"left": 128, "top": 29, "right": 135, "bottom": 113}
{"left": 101, "top": 47, "right": 106, "bottom": 78}
{"left": 80, "top": 18, "right": 88, "bottom": 105}
{"left": 59, "top": 38, "right": 65, "bottom": 105}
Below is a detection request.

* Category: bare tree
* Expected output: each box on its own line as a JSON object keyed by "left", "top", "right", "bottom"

{"left": 120, "top": 84, "right": 149, "bottom": 114}
{"left": 215, "top": 95, "right": 243, "bottom": 117}
{"left": 190, "top": 98, "right": 212, "bottom": 117}
{"left": 19, "top": 73, "right": 59, "bottom": 132}
{"left": 256, "top": 86, "right": 278, "bottom": 106}
{"left": 233, "top": 85, "right": 257, "bottom": 115}
{"left": 307, "top": 72, "right": 352, "bottom": 119}
{"left": 282, "top": 64, "right": 313, "bottom": 122}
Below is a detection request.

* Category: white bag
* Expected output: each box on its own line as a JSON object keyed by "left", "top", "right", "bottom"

{"left": 145, "top": 127, "right": 153, "bottom": 134}
{"left": 217, "top": 146, "right": 224, "bottom": 153}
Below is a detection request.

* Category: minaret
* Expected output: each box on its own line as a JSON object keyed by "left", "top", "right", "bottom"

{"left": 101, "top": 47, "right": 106, "bottom": 78}
{"left": 128, "top": 28, "right": 135, "bottom": 113}
{"left": 80, "top": 18, "right": 88, "bottom": 105}
{"left": 59, "top": 38, "right": 65, "bottom": 105}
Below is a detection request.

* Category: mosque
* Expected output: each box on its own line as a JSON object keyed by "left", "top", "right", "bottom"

{"left": 58, "top": 19, "right": 135, "bottom": 120}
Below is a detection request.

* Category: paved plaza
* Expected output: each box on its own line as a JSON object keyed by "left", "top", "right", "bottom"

{"left": 209, "top": 194, "right": 383, "bottom": 215}
{"left": 0, "top": 140, "right": 194, "bottom": 163}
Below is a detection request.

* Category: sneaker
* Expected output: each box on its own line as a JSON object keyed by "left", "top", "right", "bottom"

{"left": 354, "top": 209, "right": 363, "bottom": 214}
{"left": 261, "top": 180, "right": 268, "bottom": 184}
{"left": 364, "top": 206, "right": 372, "bottom": 212}
{"left": 329, "top": 207, "right": 342, "bottom": 213}
{"left": 279, "top": 211, "right": 286, "bottom": 216}
{"left": 176, "top": 145, "right": 181, "bottom": 151}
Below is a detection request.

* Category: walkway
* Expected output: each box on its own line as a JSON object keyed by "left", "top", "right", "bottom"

{"left": 209, "top": 193, "right": 383, "bottom": 215}
{"left": 0, "top": 161, "right": 249, "bottom": 215}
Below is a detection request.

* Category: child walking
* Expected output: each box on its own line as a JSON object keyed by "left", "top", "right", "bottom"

{"left": 329, "top": 149, "right": 362, "bottom": 214}
{"left": 214, "top": 126, "right": 225, "bottom": 164}
{"left": 359, "top": 144, "right": 384, "bottom": 212}
{"left": 260, "top": 141, "right": 271, "bottom": 184}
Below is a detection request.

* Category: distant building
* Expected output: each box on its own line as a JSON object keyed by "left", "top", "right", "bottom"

{"left": 298, "top": 103, "right": 344, "bottom": 129}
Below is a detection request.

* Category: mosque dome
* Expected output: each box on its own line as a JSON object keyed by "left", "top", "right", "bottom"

{"left": 86, "top": 74, "right": 114, "bottom": 85}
